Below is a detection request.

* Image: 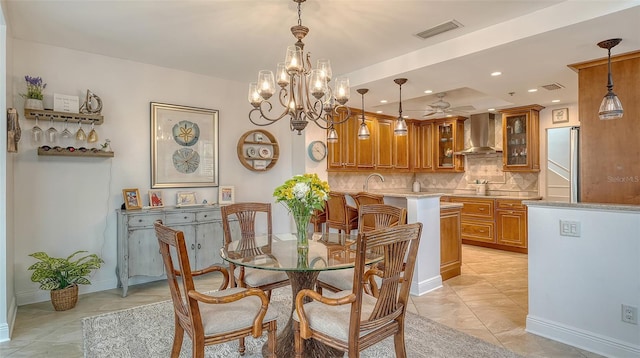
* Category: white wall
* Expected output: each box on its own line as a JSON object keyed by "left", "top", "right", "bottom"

{"left": 526, "top": 202, "right": 640, "bottom": 357}
{"left": 11, "top": 40, "right": 304, "bottom": 305}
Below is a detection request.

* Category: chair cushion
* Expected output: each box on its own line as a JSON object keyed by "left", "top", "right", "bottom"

{"left": 317, "top": 268, "right": 382, "bottom": 292}
{"left": 292, "top": 290, "right": 377, "bottom": 341}
{"left": 199, "top": 287, "right": 278, "bottom": 336}
{"left": 235, "top": 267, "right": 288, "bottom": 287}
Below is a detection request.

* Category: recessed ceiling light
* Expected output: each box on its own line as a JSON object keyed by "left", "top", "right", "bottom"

{"left": 491, "top": 71, "right": 502, "bottom": 76}
{"left": 424, "top": 90, "right": 433, "bottom": 94}
{"left": 552, "top": 99, "right": 560, "bottom": 103}
{"left": 446, "top": 114, "right": 452, "bottom": 117}
{"left": 528, "top": 88, "right": 538, "bottom": 93}
{"left": 488, "top": 108, "right": 495, "bottom": 111}
{"left": 376, "top": 110, "right": 383, "bottom": 114}
{"left": 380, "top": 100, "right": 388, "bottom": 103}
{"left": 403, "top": 115, "right": 409, "bottom": 119}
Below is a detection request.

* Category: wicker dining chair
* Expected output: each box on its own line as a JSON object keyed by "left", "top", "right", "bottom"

{"left": 352, "top": 192, "right": 385, "bottom": 232}
{"left": 154, "top": 220, "right": 277, "bottom": 358}
{"left": 316, "top": 204, "right": 406, "bottom": 294}
{"left": 293, "top": 223, "right": 423, "bottom": 358}
{"left": 325, "top": 191, "right": 359, "bottom": 234}
{"left": 221, "top": 203, "right": 289, "bottom": 297}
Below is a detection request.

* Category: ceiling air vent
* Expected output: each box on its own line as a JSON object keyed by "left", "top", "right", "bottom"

{"left": 416, "top": 20, "right": 463, "bottom": 40}
{"left": 541, "top": 83, "right": 565, "bottom": 91}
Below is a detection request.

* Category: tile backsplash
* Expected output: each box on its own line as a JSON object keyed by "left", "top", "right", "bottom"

{"left": 328, "top": 155, "right": 538, "bottom": 197}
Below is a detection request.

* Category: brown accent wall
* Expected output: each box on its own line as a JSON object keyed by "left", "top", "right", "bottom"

{"left": 568, "top": 50, "right": 640, "bottom": 204}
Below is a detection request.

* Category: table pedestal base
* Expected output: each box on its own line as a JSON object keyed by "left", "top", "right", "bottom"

{"left": 262, "top": 271, "right": 343, "bottom": 358}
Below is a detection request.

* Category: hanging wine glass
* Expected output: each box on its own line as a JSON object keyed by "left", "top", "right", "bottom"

{"left": 87, "top": 121, "right": 99, "bottom": 144}
{"left": 31, "top": 114, "right": 44, "bottom": 145}
{"left": 61, "top": 120, "right": 73, "bottom": 147}
{"left": 46, "top": 117, "right": 59, "bottom": 144}
{"left": 75, "top": 121, "right": 87, "bottom": 147}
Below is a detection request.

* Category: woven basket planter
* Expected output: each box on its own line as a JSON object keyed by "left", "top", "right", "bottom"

{"left": 50, "top": 284, "right": 79, "bottom": 311}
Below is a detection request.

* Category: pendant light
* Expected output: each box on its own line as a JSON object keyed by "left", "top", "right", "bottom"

{"left": 357, "top": 88, "right": 370, "bottom": 140}
{"left": 394, "top": 78, "right": 408, "bottom": 136}
{"left": 597, "top": 38, "right": 623, "bottom": 120}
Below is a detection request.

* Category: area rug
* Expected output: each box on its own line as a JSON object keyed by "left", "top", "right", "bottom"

{"left": 83, "top": 288, "right": 523, "bottom": 358}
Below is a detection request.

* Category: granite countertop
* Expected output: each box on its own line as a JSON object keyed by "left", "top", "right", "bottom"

{"left": 524, "top": 200, "right": 640, "bottom": 212}
{"left": 339, "top": 188, "right": 541, "bottom": 201}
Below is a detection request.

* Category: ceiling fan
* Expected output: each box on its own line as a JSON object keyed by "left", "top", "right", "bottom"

{"left": 422, "top": 92, "right": 472, "bottom": 118}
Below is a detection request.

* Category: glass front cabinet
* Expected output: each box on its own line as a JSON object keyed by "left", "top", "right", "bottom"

{"left": 500, "top": 105, "right": 544, "bottom": 172}
{"left": 434, "top": 117, "right": 465, "bottom": 172}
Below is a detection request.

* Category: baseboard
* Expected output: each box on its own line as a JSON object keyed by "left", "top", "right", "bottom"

{"left": 526, "top": 315, "right": 640, "bottom": 357}
{"left": 16, "top": 278, "right": 117, "bottom": 306}
{"left": 410, "top": 274, "right": 442, "bottom": 296}
{"left": 0, "top": 295, "right": 17, "bottom": 342}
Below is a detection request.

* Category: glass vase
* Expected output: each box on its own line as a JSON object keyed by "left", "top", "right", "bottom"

{"left": 294, "top": 212, "right": 311, "bottom": 249}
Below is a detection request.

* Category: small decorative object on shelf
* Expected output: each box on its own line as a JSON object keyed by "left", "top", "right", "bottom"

{"left": 79, "top": 89, "right": 103, "bottom": 115}
{"left": 21, "top": 75, "right": 46, "bottom": 110}
{"left": 100, "top": 139, "right": 112, "bottom": 152}
{"left": 273, "top": 173, "right": 329, "bottom": 249}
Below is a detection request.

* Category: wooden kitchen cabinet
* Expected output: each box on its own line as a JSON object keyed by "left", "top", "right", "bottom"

{"left": 327, "top": 111, "right": 357, "bottom": 170}
{"left": 434, "top": 117, "right": 465, "bottom": 172}
{"left": 440, "top": 204, "right": 462, "bottom": 280}
{"left": 500, "top": 104, "right": 544, "bottom": 172}
{"left": 450, "top": 196, "right": 495, "bottom": 244}
{"left": 447, "top": 196, "right": 528, "bottom": 253}
{"left": 495, "top": 199, "right": 528, "bottom": 250}
{"left": 356, "top": 112, "right": 376, "bottom": 169}
{"left": 410, "top": 120, "right": 434, "bottom": 171}
{"left": 116, "top": 206, "right": 234, "bottom": 297}
{"left": 376, "top": 115, "right": 410, "bottom": 171}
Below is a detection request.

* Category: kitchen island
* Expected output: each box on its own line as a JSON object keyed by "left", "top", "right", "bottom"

{"left": 352, "top": 189, "right": 444, "bottom": 296}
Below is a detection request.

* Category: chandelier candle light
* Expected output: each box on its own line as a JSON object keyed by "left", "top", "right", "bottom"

{"left": 248, "top": 0, "right": 353, "bottom": 142}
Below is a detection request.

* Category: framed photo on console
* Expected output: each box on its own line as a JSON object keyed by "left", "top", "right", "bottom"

{"left": 122, "top": 188, "right": 142, "bottom": 210}
{"left": 150, "top": 102, "right": 219, "bottom": 188}
{"left": 218, "top": 186, "right": 235, "bottom": 205}
{"left": 148, "top": 190, "right": 164, "bottom": 208}
{"left": 176, "top": 191, "right": 197, "bottom": 206}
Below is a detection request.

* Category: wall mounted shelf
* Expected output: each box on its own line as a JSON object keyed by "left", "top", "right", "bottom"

{"left": 37, "top": 147, "right": 114, "bottom": 157}
{"left": 25, "top": 109, "right": 104, "bottom": 125}
{"left": 236, "top": 129, "right": 279, "bottom": 171}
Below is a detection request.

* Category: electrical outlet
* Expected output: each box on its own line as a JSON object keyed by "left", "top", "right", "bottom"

{"left": 559, "top": 220, "right": 581, "bottom": 237}
{"left": 622, "top": 304, "right": 638, "bottom": 325}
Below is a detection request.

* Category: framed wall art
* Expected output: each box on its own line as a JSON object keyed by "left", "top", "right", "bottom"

{"left": 176, "top": 191, "right": 197, "bottom": 206}
{"left": 151, "top": 102, "right": 219, "bottom": 188}
{"left": 148, "top": 190, "right": 164, "bottom": 208}
{"left": 122, "top": 188, "right": 142, "bottom": 210}
{"left": 552, "top": 108, "right": 569, "bottom": 124}
{"left": 218, "top": 186, "right": 235, "bottom": 205}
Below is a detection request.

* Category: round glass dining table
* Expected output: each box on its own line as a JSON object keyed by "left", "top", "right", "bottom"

{"left": 220, "top": 232, "right": 383, "bottom": 357}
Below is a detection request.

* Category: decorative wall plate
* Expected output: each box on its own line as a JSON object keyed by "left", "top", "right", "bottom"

{"left": 259, "top": 147, "right": 272, "bottom": 158}
{"left": 246, "top": 146, "right": 258, "bottom": 158}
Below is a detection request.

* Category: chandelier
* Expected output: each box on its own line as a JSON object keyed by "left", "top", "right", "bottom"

{"left": 248, "top": 0, "right": 352, "bottom": 141}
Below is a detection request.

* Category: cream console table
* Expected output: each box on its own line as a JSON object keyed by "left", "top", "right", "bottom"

{"left": 116, "top": 205, "right": 236, "bottom": 297}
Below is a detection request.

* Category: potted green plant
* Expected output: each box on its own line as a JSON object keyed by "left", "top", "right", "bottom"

{"left": 28, "top": 250, "right": 104, "bottom": 311}
{"left": 20, "top": 75, "right": 47, "bottom": 110}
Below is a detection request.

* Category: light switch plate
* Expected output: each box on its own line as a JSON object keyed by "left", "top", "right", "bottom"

{"left": 560, "top": 220, "right": 581, "bottom": 237}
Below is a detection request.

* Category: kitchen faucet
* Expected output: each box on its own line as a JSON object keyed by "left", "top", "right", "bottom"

{"left": 364, "top": 173, "right": 385, "bottom": 191}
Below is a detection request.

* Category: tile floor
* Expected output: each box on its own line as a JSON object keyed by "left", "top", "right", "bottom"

{"left": 0, "top": 245, "right": 604, "bottom": 357}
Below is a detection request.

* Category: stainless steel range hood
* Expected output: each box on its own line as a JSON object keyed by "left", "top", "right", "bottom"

{"left": 456, "top": 113, "right": 499, "bottom": 155}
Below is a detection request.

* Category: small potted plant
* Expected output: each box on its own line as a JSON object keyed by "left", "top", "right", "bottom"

{"left": 21, "top": 75, "right": 47, "bottom": 110}
{"left": 28, "top": 250, "right": 104, "bottom": 311}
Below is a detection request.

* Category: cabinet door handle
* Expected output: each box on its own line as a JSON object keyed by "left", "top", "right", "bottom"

{"left": 138, "top": 219, "right": 143, "bottom": 223}
{"left": 478, "top": 208, "right": 485, "bottom": 211}
{"left": 204, "top": 214, "right": 208, "bottom": 218}
{"left": 191, "top": 244, "right": 195, "bottom": 250}
{"left": 197, "top": 243, "right": 201, "bottom": 249}
{"left": 184, "top": 216, "right": 188, "bottom": 219}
